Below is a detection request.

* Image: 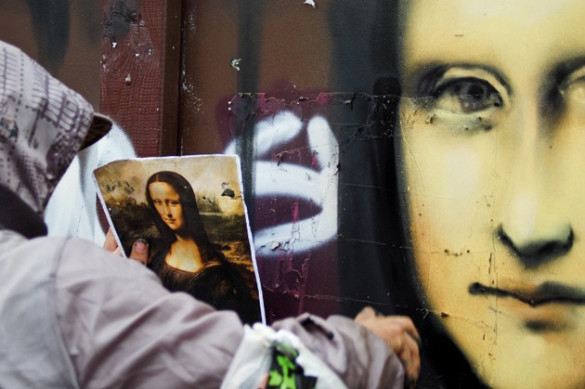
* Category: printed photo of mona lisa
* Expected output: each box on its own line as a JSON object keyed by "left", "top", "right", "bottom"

{"left": 94, "top": 155, "right": 263, "bottom": 324}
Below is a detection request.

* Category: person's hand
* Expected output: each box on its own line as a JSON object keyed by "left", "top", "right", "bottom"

{"left": 355, "top": 306, "right": 420, "bottom": 388}
{"left": 103, "top": 228, "right": 149, "bottom": 265}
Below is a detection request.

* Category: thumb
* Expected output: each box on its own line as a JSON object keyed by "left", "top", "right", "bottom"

{"left": 129, "top": 238, "right": 149, "bottom": 265}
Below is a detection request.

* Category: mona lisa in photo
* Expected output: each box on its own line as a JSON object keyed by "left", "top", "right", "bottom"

{"left": 94, "top": 155, "right": 264, "bottom": 324}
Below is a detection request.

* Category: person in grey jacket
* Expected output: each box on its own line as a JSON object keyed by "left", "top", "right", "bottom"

{"left": 0, "top": 39, "right": 419, "bottom": 388}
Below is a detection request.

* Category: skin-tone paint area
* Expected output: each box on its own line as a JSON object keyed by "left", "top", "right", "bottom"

{"left": 148, "top": 182, "right": 185, "bottom": 233}
{"left": 396, "top": 1, "right": 585, "bottom": 387}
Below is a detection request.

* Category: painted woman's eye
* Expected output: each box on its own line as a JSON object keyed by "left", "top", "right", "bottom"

{"left": 432, "top": 78, "right": 502, "bottom": 114}
{"left": 561, "top": 77, "right": 585, "bottom": 104}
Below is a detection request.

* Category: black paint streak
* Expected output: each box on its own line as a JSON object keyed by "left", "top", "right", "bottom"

{"left": 233, "top": 93, "right": 258, "bottom": 232}
{"left": 76, "top": 1, "right": 102, "bottom": 46}
{"left": 103, "top": 0, "right": 142, "bottom": 42}
{"left": 26, "top": 0, "right": 70, "bottom": 73}
{"left": 235, "top": 1, "right": 264, "bottom": 230}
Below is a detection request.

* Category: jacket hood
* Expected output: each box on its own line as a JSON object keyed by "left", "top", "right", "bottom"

{"left": 0, "top": 40, "right": 94, "bottom": 215}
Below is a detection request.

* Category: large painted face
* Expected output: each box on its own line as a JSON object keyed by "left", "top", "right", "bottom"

{"left": 148, "top": 182, "right": 185, "bottom": 233}
{"left": 396, "top": 1, "right": 585, "bottom": 387}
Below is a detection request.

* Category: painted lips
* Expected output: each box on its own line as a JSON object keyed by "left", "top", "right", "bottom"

{"left": 469, "top": 282, "right": 585, "bottom": 306}
{"left": 469, "top": 281, "right": 585, "bottom": 330}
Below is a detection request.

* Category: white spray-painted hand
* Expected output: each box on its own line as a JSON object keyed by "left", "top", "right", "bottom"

{"left": 225, "top": 110, "right": 339, "bottom": 257}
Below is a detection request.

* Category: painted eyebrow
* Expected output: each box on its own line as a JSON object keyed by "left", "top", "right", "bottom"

{"left": 411, "top": 63, "right": 511, "bottom": 97}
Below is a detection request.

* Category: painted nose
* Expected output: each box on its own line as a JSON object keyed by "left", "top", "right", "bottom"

{"left": 498, "top": 190, "right": 573, "bottom": 266}
{"left": 497, "top": 101, "right": 573, "bottom": 267}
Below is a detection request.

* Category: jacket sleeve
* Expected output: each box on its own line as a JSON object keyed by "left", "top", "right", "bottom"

{"left": 55, "top": 238, "right": 244, "bottom": 389}
{"left": 272, "top": 314, "right": 405, "bottom": 389}
{"left": 55, "top": 238, "right": 403, "bottom": 389}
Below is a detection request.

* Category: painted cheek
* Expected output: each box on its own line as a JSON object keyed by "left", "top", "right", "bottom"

{"left": 444, "top": 145, "right": 480, "bottom": 198}
{"left": 413, "top": 143, "right": 484, "bottom": 253}
{"left": 442, "top": 146, "right": 483, "bottom": 239}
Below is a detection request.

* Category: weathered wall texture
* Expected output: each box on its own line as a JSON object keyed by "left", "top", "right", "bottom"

{"left": 178, "top": 0, "right": 401, "bottom": 322}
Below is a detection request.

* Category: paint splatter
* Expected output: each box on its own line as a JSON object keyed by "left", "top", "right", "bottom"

{"left": 230, "top": 57, "right": 242, "bottom": 71}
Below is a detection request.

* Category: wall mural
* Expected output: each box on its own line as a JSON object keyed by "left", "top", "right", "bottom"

{"left": 395, "top": 2, "right": 585, "bottom": 388}
{"left": 215, "top": 1, "right": 585, "bottom": 388}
